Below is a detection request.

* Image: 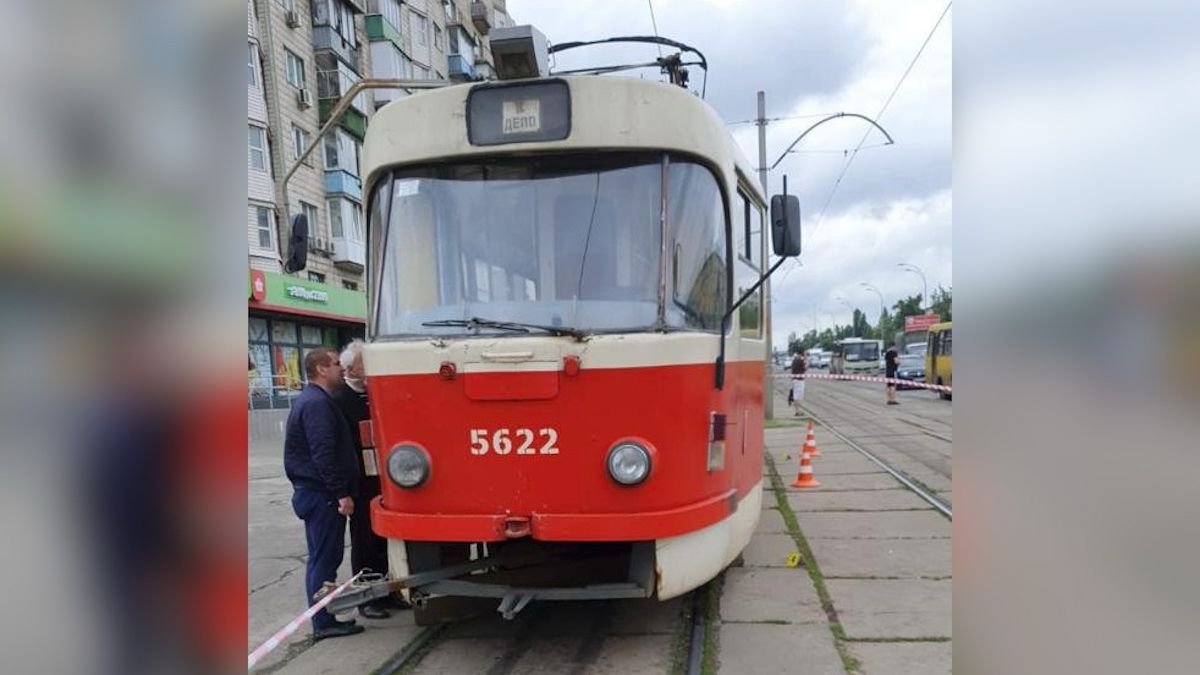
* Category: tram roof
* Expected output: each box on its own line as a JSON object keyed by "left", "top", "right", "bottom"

{"left": 361, "top": 76, "right": 762, "bottom": 203}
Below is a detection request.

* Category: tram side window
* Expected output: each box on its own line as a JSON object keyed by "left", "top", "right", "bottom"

{"left": 667, "top": 162, "right": 727, "bottom": 331}
{"left": 734, "top": 188, "right": 763, "bottom": 338}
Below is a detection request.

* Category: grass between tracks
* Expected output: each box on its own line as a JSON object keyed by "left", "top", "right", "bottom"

{"left": 766, "top": 455, "right": 862, "bottom": 674}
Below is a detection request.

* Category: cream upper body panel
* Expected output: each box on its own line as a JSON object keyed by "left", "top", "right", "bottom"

{"left": 361, "top": 76, "right": 762, "bottom": 205}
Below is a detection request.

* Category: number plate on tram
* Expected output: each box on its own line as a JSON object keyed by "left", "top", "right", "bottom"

{"left": 469, "top": 427, "right": 560, "bottom": 456}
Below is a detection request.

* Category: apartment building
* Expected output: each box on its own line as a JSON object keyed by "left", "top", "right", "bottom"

{"left": 247, "top": 0, "right": 514, "bottom": 406}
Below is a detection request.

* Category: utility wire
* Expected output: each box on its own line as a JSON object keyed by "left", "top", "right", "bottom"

{"left": 647, "top": 0, "right": 664, "bottom": 58}
{"left": 776, "top": 1, "right": 951, "bottom": 291}
{"left": 725, "top": 112, "right": 840, "bottom": 126}
{"left": 809, "top": 1, "right": 952, "bottom": 236}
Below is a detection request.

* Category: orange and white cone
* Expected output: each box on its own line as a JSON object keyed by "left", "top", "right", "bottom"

{"left": 804, "top": 420, "right": 821, "bottom": 457}
{"left": 790, "top": 446, "right": 820, "bottom": 488}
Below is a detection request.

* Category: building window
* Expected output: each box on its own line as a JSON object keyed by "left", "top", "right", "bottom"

{"left": 248, "top": 43, "right": 259, "bottom": 88}
{"left": 414, "top": 13, "right": 428, "bottom": 46}
{"left": 342, "top": 280, "right": 358, "bottom": 291}
{"left": 285, "top": 49, "right": 305, "bottom": 88}
{"left": 434, "top": 25, "right": 443, "bottom": 50}
{"left": 308, "top": 271, "right": 326, "bottom": 283}
{"left": 327, "top": 198, "right": 364, "bottom": 241}
{"left": 291, "top": 124, "right": 309, "bottom": 162}
{"left": 323, "top": 129, "right": 360, "bottom": 174}
{"left": 382, "top": 0, "right": 403, "bottom": 32}
{"left": 248, "top": 125, "right": 268, "bottom": 171}
{"left": 253, "top": 205, "right": 275, "bottom": 250}
{"left": 276, "top": 0, "right": 293, "bottom": 9}
{"left": 300, "top": 201, "right": 319, "bottom": 235}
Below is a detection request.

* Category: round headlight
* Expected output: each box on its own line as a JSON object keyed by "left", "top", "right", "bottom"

{"left": 606, "top": 442, "right": 651, "bottom": 485}
{"left": 386, "top": 444, "right": 430, "bottom": 488}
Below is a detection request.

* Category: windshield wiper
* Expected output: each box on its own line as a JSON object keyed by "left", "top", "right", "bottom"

{"left": 422, "top": 317, "right": 587, "bottom": 339}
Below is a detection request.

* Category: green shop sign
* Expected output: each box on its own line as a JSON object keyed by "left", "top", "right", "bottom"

{"left": 252, "top": 270, "right": 366, "bottom": 321}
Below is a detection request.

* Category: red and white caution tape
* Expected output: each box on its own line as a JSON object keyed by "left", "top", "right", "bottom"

{"left": 248, "top": 571, "right": 364, "bottom": 670}
{"left": 777, "top": 372, "right": 952, "bottom": 394}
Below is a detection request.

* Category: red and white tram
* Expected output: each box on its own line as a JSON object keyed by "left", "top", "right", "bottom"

{"left": 353, "top": 55, "right": 800, "bottom": 621}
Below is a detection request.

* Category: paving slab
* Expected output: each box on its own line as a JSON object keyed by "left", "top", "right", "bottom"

{"left": 808, "top": 537, "right": 951, "bottom": 579}
{"left": 850, "top": 641, "right": 952, "bottom": 675}
{"left": 273, "top": 618, "right": 423, "bottom": 675}
{"left": 408, "top": 637, "right": 509, "bottom": 674}
{"left": 786, "top": 488, "right": 934, "bottom": 512}
{"left": 741, "top": 533, "right": 801, "bottom": 568}
{"left": 805, "top": 472, "right": 906, "bottom": 491}
{"left": 717, "top": 623, "right": 844, "bottom": 675}
{"left": 826, "top": 579, "right": 952, "bottom": 639}
{"left": 719, "top": 568, "right": 825, "bottom": 624}
{"left": 579, "top": 634, "right": 675, "bottom": 675}
{"left": 755, "top": 508, "right": 789, "bottom": 534}
{"left": 605, "top": 597, "right": 685, "bottom": 635}
{"left": 791, "top": 456, "right": 885, "bottom": 475}
{"left": 795, "top": 510, "right": 951, "bottom": 539}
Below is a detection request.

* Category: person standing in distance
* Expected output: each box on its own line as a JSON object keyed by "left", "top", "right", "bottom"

{"left": 790, "top": 351, "right": 807, "bottom": 416}
{"left": 884, "top": 343, "right": 900, "bottom": 405}
{"left": 284, "top": 347, "right": 363, "bottom": 641}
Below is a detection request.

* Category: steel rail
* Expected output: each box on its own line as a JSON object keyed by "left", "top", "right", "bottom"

{"left": 373, "top": 624, "right": 445, "bottom": 675}
{"left": 801, "top": 403, "right": 952, "bottom": 519}
{"left": 685, "top": 585, "right": 709, "bottom": 675}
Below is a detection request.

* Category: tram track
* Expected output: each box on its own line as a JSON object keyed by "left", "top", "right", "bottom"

{"left": 791, "top": 381, "right": 953, "bottom": 481}
{"left": 365, "top": 584, "right": 714, "bottom": 675}
{"left": 801, "top": 403, "right": 952, "bottom": 520}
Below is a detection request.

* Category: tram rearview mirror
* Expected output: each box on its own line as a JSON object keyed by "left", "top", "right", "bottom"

{"left": 770, "top": 194, "right": 801, "bottom": 257}
{"left": 283, "top": 213, "right": 309, "bottom": 273}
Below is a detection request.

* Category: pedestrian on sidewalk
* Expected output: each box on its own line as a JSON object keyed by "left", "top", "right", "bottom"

{"left": 331, "top": 340, "right": 408, "bottom": 618}
{"left": 283, "top": 347, "right": 364, "bottom": 641}
{"left": 884, "top": 343, "right": 899, "bottom": 405}
{"left": 790, "top": 351, "right": 807, "bottom": 415}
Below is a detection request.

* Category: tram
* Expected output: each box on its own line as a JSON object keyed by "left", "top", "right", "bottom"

{"left": 322, "top": 30, "right": 800, "bottom": 622}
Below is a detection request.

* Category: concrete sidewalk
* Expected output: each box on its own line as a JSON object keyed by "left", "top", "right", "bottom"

{"left": 715, "top": 418, "right": 951, "bottom": 674}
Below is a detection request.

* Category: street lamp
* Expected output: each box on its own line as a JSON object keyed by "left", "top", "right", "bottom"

{"left": 860, "top": 282, "right": 885, "bottom": 319}
{"left": 834, "top": 296, "right": 858, "bottom": 335}
{"left": 897, "top": 263, "right": 928, "bottom": 313}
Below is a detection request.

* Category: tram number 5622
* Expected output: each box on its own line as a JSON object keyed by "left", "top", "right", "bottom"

{"left": 470, "top": 428, "right": 559, "bottom": 456}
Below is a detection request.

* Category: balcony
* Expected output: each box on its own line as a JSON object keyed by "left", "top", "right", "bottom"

{"left": 317, "top": 69, "right": 369, "bottom": 140}
{"left": 331, "top": 236, "right": 366, "bottom": 271}
{"left": 471, "top": 2, "right": 493, "bottom": 35}
{"left": 364, "top": 14, "right": 407, "bottom": 52}
{"left": 312, "top": 25, "right": 360, "bottom": 71}
{"left": 447, "top": 54, "right": 476, "bottom": 81}
{"left": 324, "top": 170, "right": 363, "bottom": 200}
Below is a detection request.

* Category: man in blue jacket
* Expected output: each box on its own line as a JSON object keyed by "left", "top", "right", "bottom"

{"left": 284, "top": 347, "right": 363, "bottom": 641}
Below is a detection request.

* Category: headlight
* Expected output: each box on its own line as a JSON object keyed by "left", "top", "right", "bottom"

{"left": 606, "top": 441, "right": 651, "bottom": 485}
{"left": 386, "top": 444, "right": 430, "bottom": 488}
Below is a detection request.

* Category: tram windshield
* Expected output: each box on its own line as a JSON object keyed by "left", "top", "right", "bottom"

{"left": 371, "top": 153, "right": 728, "bottom": 337}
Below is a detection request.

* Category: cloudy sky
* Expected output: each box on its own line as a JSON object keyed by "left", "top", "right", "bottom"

{"left": 506, "top": 0, "right": 952, "bottom": 349}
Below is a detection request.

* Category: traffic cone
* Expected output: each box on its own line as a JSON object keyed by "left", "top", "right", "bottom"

{"left": 790, "top": 445, "right": 820, "bottom": 488}
{"left": 804, "top": 420, "right": 822, "bottom": 457}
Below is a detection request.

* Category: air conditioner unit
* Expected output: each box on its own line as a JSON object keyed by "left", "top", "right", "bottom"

{"left": 286, "top": 10, "right": 301, "bottom": 28}
{"left": 297, "top": 88, "right": 312, "bottom": 109}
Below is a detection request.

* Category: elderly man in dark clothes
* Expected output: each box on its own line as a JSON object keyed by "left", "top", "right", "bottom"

{"left": 284, "top": 347, "right": 363, "bottom": 641}
{"left": 331, "top": 339, "right": 407, "bottom": 618}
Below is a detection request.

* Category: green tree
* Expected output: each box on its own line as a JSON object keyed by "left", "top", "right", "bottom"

{"left": 930, "top": 285, "right": 952, "bottom": 321}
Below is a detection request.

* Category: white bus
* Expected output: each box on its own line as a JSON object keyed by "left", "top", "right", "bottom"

{"left": 830, "top": 338, "right": 882, "bottom": 375}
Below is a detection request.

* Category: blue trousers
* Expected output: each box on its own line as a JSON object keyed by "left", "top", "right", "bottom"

{"left": 292, "top": 488, "right": 347, "bottom": 630}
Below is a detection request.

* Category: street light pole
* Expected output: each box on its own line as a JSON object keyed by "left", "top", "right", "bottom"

{"left": 835, "top": 297, "right": 857, "bottom": 336}
{"left": 755, "top": 91, "right": 774, "bottom": 419}
{"left": 860, "top": 282, "right": 885, "bottom": 319}
{"left": 897, "top": 263, "right": 928, "bottom": 313}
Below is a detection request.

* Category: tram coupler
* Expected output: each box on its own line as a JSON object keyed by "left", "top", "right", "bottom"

{"left": 315, "top": 571, "right": 398, "bottom": 614}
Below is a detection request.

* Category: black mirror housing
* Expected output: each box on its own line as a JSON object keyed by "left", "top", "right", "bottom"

{"left": 283, "top": 213, "right": 309, "bottom": 273}
{"left": 770, "top": 195, "right": 801, "bottom": 257}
